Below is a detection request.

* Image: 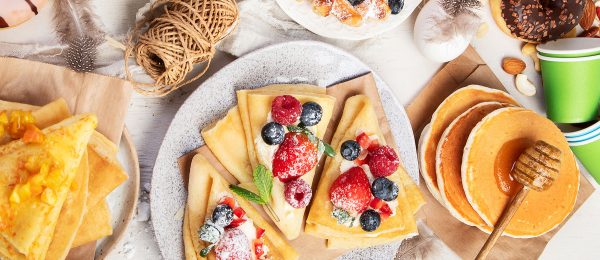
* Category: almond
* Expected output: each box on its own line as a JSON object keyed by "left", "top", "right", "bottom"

{"left": 502, "top": 58, "right": 526, "bottom": 75}
{"left": 580, "top": 0, "right": 596, "bottom": 30}
{"left": 578, "top": 26, "right": 599, "bottom": 37}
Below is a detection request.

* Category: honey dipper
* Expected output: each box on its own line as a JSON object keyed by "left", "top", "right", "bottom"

{"left": 475, "top": 140, "right": 562, "bottom": 260}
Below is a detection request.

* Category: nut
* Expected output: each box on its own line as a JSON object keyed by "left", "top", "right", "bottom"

{"left": 515, "top": 74, "right": 536, "bottom": 97}
{"left": 578, "top": 26, "right": 599, "bottom": 37}
{"left": 502, "top": 58, "right": 526, "bottom": 75}
{"left": 522, "top": 43, "right": 540, "bottom": 72}
{"left": 476, "top": 23, "right": 489, "bottom": 39}
{"left": 580, "top": 0, "right": 596, "bottom": 30}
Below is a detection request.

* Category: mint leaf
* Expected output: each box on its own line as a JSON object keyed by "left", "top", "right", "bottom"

{"left": 253, "top": 165, "right": 273, "bottom": 203}
{"left": 287, "top": 125, "right": 304, "bottom": 133}
{"left": 229, "top": 185, "right": 266, "bottom": 204}
{"left": 307, "top": 132, "right": 318, "bottom": 144}
{"left": 322, "top": 141, "right": 336, "bottom": 157}
{"left": 200, "top": 244, "right": 214, "bottom": 257}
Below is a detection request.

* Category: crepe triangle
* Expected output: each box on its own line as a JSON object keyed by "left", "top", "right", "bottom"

{"left": 183, "top": 154, "right": 299, "bottom": 260}
{"left": 305, "top": 95, "right": 422, "bottom": 248}
{"left": 0, "top": 113, "right": 97, "bottom": 259}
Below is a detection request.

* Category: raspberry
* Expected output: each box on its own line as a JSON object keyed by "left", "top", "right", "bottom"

{"left": 214, "top": 228, "right": 251, "bottom": 260}
{"left": 284, "top": 179, "right": 313, "bottom": 208}
{"left": 367, "top": 145, "right": 400, "bottom": 177}
{"left": 271, "top": 95, "right": 302, "bottom": 125}
{"left": 329, "top": 167, "right": 372, "bottom": 214}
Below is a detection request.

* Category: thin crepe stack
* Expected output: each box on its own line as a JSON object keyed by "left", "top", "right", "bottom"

{"left": 0, "top": 99, "right": 128, "bottom": 260}
{"left": 418, "top": 85, "right": 580, "bottom": 237}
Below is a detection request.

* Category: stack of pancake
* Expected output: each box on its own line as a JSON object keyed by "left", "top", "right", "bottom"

{"left": 0, "top": 99, "right": 128, "bottom": 260}
{"left": 418, "top": 86, "right": 580, "bottom": 237}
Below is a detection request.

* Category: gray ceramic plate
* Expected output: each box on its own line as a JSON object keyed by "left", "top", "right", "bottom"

{"left": 150, "top": 41, "right": 419, "bottom": 259}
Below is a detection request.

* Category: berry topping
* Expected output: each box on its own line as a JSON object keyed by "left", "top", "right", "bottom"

{"left": 284, "top": 179, "right": 313, "bottom": 208}
{"left": 233, "top": 207, "right": 246, "bottom": 218}
{"left": 359, "top": 209, "right": 381, "bottom": 232}
{"left": 256, "top": 227, "right": 265, "bottom": 239}
{"left": 370, "top": 198, "right": 393, "bottom": 219}
{"left": 261, "top": 122, "right": 285, "bottom": 145}
{"left": 340, "top": 140, "right": 361, "bottom": 161}
{"left": 371, "top": 177, "right": 399, "bottom": 201}
{"left": 299, "top": 102, "right": 323, "bottom": 126}
{"left": 212, "top": 204, "right": 234, "bottom": 227}
{"left": 329, "top": 167, "right": 372, "bottom": 214}
{"left": 388, "top": 0, "right": 404, "bottom": 14}
{"left": 356, "top": 132, "right": 371, "bottom": 149}
{"left": 199, "top": 221, "right": 224, "bottom": 244}
{"left": 227, "top": 218, "right": 247, "bottom": 228}
{"left": 367, "top": 145, "right": 400, "bottom": 177}
{"left": 215, "top": 228, "right": 251, "bottom": 260}
{"left": 271, "top": 95, "right": 302, "bottom": 125}
{"left": 254, "top": 240, "right": 266, "bottom": 259}
{"left": 221, "top": 196, "right": 236, "bottom": 209}
{"left": 273, "top": 133, "right": 318, "bottom": 182}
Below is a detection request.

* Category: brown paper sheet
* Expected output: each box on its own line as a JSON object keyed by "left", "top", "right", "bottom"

{"left": 0, "top": 57, "right": 132, "bottom": 144}
{"left": 406, "top": 46, "right": 596, "bottom": 259}
{"left": 178, "top": 73, "right": 408, "bottom": 259}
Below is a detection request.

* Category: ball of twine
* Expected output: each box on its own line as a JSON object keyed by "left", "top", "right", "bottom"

{"left": 125, "top": 0, "right": 239, "bottom": 97}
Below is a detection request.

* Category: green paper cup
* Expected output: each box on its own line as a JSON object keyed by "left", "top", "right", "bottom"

{"left": 568, "top": 127, "right": 600, "bottom": 184}
{"left": 537, "top": 38, "right": 600, "bottom": 58}
{"left": 538, "top": 54, "right": 600, "bottom": 123}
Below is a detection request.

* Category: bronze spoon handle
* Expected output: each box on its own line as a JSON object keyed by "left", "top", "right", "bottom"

{"left": 475, "top": 186, "right": 530, "bottom": 260}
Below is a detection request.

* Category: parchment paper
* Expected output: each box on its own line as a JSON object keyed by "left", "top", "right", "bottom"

{"left": 0, "top": 57, "right": 132, "bottom": 144}
{"left": 406, "top": 46, "right": 596, "bottom": 259}
{"left": 178, "top": 73, "right": 412, "bottom": 259}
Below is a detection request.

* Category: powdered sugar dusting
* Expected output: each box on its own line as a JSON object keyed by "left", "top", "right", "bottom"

{"left": 215, "top": 228, "right": 252, "bottom": 260}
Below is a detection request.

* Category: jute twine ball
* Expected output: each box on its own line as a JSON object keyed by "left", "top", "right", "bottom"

{"left": 125, "top": 0, "right": 239, "bottom": 96}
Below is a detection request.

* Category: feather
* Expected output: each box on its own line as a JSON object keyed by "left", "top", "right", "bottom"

{"left": 52, "top": 0, "right": 106, "bottom": 72}
{"left": 423, "top": 0, "right": 483, "bottom": 44}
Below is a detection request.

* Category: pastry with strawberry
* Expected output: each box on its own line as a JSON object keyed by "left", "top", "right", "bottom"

{"left": 305, "top": 95, "right": 424, "bottom": 249}
{"left": 183, "top": 154, "right": 298, "bottom": 260}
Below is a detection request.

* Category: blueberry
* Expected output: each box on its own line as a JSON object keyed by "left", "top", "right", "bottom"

{"left": 348, "top": 0, "right": 365, "bottom": 6}
{"left": 340, "top": 140, "right": 361, "bottom": 161}
{"left": 261, "top": 122, "right": 285, "bottom": 145}
{"left": 371, "top": 177, "right": 399, "bottom": 201}
{"left": 211, "top": 204, "right": 234, "bottom": 227}
{"left": 299, "top": 102, "right": 323, "bottom": 127}
{"left": 359, "top": 209, "right": 381, "bottom": 232}
{"left": 388, "top": 0, "right": 404, "bottom": 14}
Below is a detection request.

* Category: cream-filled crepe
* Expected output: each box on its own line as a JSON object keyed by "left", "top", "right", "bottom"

{"left": 0, "top": 114, "right": 97, "bottom": 259}
{"left": 306, "top": 95, "right": 423, "bottom": 249}
{"left": 183, "top": 154, "right": 298, "bottom": 260}
{"left": 436, "top": 102, "right": 512, "bottom": 229}
{"left": 419, "top": 85, "right": 519, "bottom": 202}
{"left": 202, "top": 84, "right": 336, "bottom": 240}
{"left": 463, "top": 107, "right": 579, "bottom": 237}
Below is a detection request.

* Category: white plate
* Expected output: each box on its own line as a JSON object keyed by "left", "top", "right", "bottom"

{"left": 96, "top": 129, "right": 140, "bottom": 259}
{"left": 150, "top": 41, "right": 419, "bottom": 259}
{"left": 275, "top": 0, "right": 422, "bottom": 40}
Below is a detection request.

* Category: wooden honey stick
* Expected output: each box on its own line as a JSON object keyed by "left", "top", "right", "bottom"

{"left": 475, "top": 140, "right": 562, "bottom": 260}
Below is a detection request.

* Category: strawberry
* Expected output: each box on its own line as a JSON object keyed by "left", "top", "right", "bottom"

{"left": 272, "top": 133, "right": 318, "bottom": 182}
{"left": 256, "top": 227, "right": 265, "bottom": 239}
{"left": 370, "top": 198, "right": 385, "bottom": 210}
{"left": 220, "top": 196, "right": 236, "bottom": 209}
{"left": 233, "top": 207, "right": 246, "bottom": 218}
{"left": 329, "top": 167, "right": 372, "bottom": 214}
{"left": 227, "top": 218, "right": 247, "bottom": 228}
{"left": 254, "top": 240, "right": 265, "bottom": 258}
{"left": 379, "top": 204, "right": 393, "bottom": 219}
{"left": 356, "top": 132, "right": 371, "bottom": 149}
{"left": 367, "top": 139, "right": 380, "bottom": 151}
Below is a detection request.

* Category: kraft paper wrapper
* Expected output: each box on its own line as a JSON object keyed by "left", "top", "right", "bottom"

{"left": 406, "top": 46, "right": 596, "bottom": 259}
{"left": 178, "top": 73, "right": 406, "bottom": 259}
{"left": 0, "top": 57, "right": 132, "bottom": 144}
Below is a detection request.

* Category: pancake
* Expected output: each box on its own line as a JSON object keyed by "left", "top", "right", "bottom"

{"left": 436, "top": 102, "right": 511, "bottom": 229}
{"left": 462, "top": 107, "right": 579, "bottom": 237}
{"left": 418, "top": 85, "right": 519, "bottom": 203}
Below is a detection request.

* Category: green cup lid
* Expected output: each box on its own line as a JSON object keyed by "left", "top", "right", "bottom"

{"left": 537, "top": 38, "right": 600, "bottom": 58}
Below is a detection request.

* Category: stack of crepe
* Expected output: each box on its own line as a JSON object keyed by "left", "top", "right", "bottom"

{"left": 202, "top": 84, "right": 335, "bottom": 240}
{"left": 305, "top": 95, "right": 424, "bottom": 249}
{"left": 0, "top": 99, "right": 128, "bottom": 260}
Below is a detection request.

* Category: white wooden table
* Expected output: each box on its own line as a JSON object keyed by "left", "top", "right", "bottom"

{"left": 1, "top": 0, "right": 599, "bottom": 259}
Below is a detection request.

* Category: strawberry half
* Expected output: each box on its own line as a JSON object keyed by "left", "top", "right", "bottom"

{"left": 272, "top": 132, "right": 318, "bottom": 182}
{"left": 329, "top": 166, "right": 372, "bottom": 214}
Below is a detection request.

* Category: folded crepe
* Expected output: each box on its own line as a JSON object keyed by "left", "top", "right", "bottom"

{"left": 72, "top": 200, "right": 113, "bottom": 248}
{"left": 203, "top": 84, "right": 335, "bottom": 240}
{"left": 183, "top": 154, "right": 299, "bottom": 260}
{"left": 0, "top": 114, "right": 97, "bottom": 259}
{"left": 305, "top": 95, "right": 424, "bottom": 248}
